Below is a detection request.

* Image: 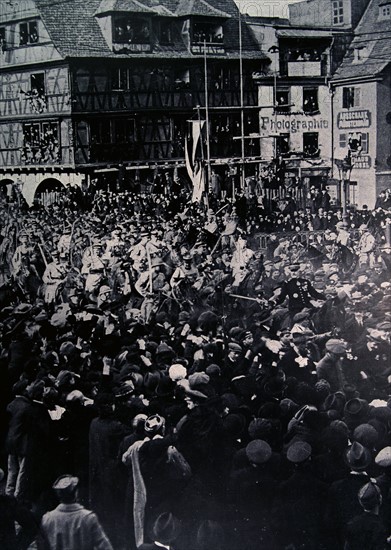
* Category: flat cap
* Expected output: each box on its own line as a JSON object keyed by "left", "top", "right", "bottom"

{"left": 246, "top": 439, "right": 272, "bottom": 465}
{"left": 287, "top": 441, "right": 312, "bottom": 463}
{"left": 325, "top": 339, "right": 348, "bottom": 355}
{"left": 228, "top": 342, "right": 242, "bottom": 353}
{"left": 53, "top": 475, "right": 79, "bottom": 491}
{"left": 375, "top": 446, "right": 391, "bottom": 468}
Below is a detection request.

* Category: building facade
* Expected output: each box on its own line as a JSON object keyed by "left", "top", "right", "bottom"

{"left": 249, "top": 19, "right": 343, "bottom": 192}
{"left": 331, "top": 0, "right": 391, "bottom": 207}
{"left": 0, "top": 0, "right": 269, "bottom": 205}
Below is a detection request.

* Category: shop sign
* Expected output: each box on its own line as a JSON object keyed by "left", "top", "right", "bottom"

{"left": 337, "top": 110, "right": 371, "bottom": 129}
{"left": 353, "top": 155, "right": 371, "bottom": 169}
{"left": 260, "top": 116, "right": 329, "bottom": 134}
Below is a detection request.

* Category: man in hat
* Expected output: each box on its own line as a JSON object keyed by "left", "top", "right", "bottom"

{"left": 38, "top": 475, "right": 113, "bottom": 549}
{"left": 358, "top": 225, "right": 376, "bottom": 267}
{"left": 327, "top": 441, "right": 372, "bottom": 546}
{"left": 344, "top": 481, "right": 387, "bottom": 550}
{"left": 81, "top": 240, "right": 106, "bottom": 293}
{"left": 170, "top": 254, "right": 199, "bottom": 301}
{"left": 11, "top": 231, "right": 33, "bottom": 279}
{"left": 271, "top": 263, "right": 326, "bottom": 318}
{"left": 316, "top": 339, "right": 349, "bottom": 392}
{"left": 42, "top": 250, "right": 68, "bottom": 306}
{"left": 139, "top": 512, "right": 181, "bottom": 550}
{"left": 272, "top": 441, "right": 328, "bottom": 550}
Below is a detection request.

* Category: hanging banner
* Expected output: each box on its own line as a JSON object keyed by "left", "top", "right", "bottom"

{"left": 185, "top": 120, "right": 206, "bottom": 202}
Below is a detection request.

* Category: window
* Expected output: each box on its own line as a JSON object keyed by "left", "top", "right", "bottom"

{"left": 379, "top": 3, "right": 391, "bottom": 20}
{"left": 111, "top": 68, "right": 129, "bottom": 90}
{"left": 0, "top": 27, "right": 6, "bottom": 51}
{"left": 19, "top": 21, "right": 38, "bottom": 45}
{"left": 276, "top": 133, "right": 290, "bottom": 156}
{"left": 339, "top": 132, "right": 369, "bottom": 154}
{"left": 31, "top": 73, "right": 45, "bottom": 96}
{"left": 113, "top": 16, "right": 150, "bottom": 44}
{"left": 303, "top": 132, "right": 319, "bottom": 157}
{"left": 22, "top": 121, "right": 59, "bottom": 165}
{"left": 160, "top": 21, "right": 173, "bottom": 44}
{"left": 275, "top": 89, "right": 290, "bottom": 113}
{"left": 192, "top": 21, "right": 223, "bottom": 44}
{"left": 332, "top": 0, "right": 344, "bottom": 25}
{"left": 342, "top": 87, "right": 360, "bottom": 108}
{"left": 303, "top": 88, "right": 319, "bottom": 113}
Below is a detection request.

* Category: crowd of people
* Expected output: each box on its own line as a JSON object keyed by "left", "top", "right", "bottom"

{"left": 1, "top": 182, "right": 391, "bottom": 550}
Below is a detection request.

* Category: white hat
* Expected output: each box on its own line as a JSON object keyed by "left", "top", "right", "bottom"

{"left": 169, "top": 364, "right": 187, "bottom": 381}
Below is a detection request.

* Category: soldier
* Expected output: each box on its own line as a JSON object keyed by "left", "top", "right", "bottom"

{"left": 272, "top": 263, "right": 326, "bottom": 319}
{"left": 42, "top": 251, "right": 68, "bottom": 305}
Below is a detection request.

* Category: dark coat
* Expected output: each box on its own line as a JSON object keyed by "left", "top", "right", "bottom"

{"left": 275, "top": 277, "right": 325, "bottom": 313}
{"left": 272, "top": 469, "right": 328, "bottom": 549}
{"left": 345, "top": 512, "right": 388, "bottom": 550}
{"left": 327, "top": 472, "right": 370, "bottom": 543}
{"left": 6, "top": 396, "right": 33, "bottom": 456}
{"left": 89, "top": 416, "right": 131, "bottom": 547}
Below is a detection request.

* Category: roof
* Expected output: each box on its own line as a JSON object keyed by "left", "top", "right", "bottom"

{"left": 175, "top": 0, "right": 231, "bottom": 18}
{"left": 95, "top": 0, "right": 158, "bottom": 16}
{"left": 34, "top": 0, "right": 263, "bottom": 59}
{"left": 333, "top": 0, "right": 391, "bottom": 80}
{"left": 277, "top": 28, "right": 333, "bottom": 38}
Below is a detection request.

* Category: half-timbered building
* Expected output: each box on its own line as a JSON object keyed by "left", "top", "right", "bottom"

{"left": 0, "top": 0, "right": 269, "bottom": 204}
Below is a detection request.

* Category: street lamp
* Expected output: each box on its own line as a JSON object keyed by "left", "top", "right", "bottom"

{"left": 335, "top": 154, "right": 353, "bottom": 228}
{"left": 268, "top": 45, "right": 279, "bottom": 159}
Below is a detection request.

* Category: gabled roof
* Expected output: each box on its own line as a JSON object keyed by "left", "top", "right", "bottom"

{"left": 34, "top": 0, "right": 263, "bottom": 59}
{"left": 333, "top": 0, "right": 391, "bottom": 80}
{"left": 95, "top": 0, "right": 158, "bottom": 16}
{"left": 175, "top": 0, "right": 231, "bottom": 19}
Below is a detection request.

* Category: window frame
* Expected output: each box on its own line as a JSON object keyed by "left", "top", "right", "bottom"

{"left": 30, "top": 72, "right": 46, "bottom": 96}
{"left": 303, "top": 132, "right": 320, "bottom": 157}
{"left": 303, "top": 87, "right": 319, "bottom": 113}
{"left": 342, "top": 86, "right": 360, "bottom": 109}
{"left": 113, "top": 15, "right": 151, "bottom": 45}
{"left": 19, "top": 20, "right": 39, "bottom": 46}
{"left": 332, "top": 0, "right": 344, "bottom": 25}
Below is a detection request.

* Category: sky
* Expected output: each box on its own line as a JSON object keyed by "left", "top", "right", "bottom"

{"left": 234, "top": 0, "right": 303, "bottom": 19}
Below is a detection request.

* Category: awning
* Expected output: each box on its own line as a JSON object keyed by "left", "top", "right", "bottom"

{"left": 277, "top": 29, "right": 333, "bottom": 39}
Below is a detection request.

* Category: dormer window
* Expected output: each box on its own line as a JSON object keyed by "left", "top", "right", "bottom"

{"left": 20, "top": 20, "right": 39, "bottom": 45}
{"left": 0, "top": 27, "right": 6, "bottom": 52}
{"left": 193, "top": 20, "right": 223, "bottom": 44}
{"left": 112, "top": 15, "right": 151, "bottom": 53}
{"left": 379, "top": 2, "right": 391, "bottom": 19}
{"left": 160, "top": 21, "right": 173, "bottom": 44}
{"left": 191, "top": 19, "right": 225, "bottom": 54}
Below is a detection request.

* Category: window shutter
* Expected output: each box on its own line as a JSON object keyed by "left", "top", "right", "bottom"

{"left": 361, "top": 133, "right": 368, "bottom": 154}
{"left": 354, "top": 88, "right": 360, "bottom": 107}
{"left": 339, "top": 133, "right": 346, "bottom": 148}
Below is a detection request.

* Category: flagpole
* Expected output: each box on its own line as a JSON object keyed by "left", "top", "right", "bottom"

{"left": 239, "top": 10, "right": 245, "bottom": 192}
{"left": 204, "top": 40, "right": 211, "bottom": 199}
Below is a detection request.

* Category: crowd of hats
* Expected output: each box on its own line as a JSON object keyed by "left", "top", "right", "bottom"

{"left": 1, "top": 189, "right": 391, "bottom": 549}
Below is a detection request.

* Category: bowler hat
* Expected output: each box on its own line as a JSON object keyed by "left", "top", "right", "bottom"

{"left": 345, "top": 441, "right": 372, "bottom": 471}
{"left": 358, "top": 481, "right": 382, "bottom": 510}
{"left": 152, "top": 512, "right": 181, "bottom": 544}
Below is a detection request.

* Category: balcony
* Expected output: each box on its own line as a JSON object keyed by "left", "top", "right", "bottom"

{"left": 287, "top": 61, "right": 323, "bottom": 77}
